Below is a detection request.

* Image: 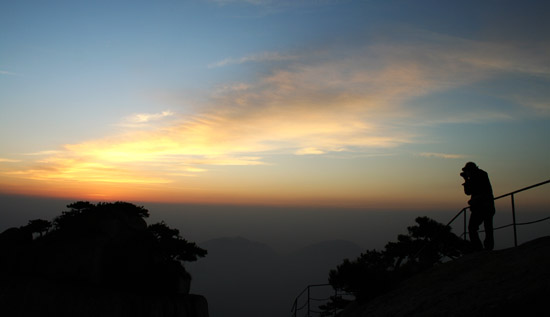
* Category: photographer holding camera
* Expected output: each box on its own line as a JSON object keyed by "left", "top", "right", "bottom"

{"left": 461, "top": 162, "right": 496, "bottom": 251}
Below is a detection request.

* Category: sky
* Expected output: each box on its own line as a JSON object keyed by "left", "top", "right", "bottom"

{"left": 1, "top": 0, "right": 550, "bottom": 210}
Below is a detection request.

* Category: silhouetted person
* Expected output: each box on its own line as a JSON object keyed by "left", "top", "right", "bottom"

{"left": 461, "top": 162, "right": 495, "bottom": 251}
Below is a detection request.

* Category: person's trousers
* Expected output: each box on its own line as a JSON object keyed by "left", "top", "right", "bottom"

{"left": 469, "top": 211, "right": 494, "bottom": 251}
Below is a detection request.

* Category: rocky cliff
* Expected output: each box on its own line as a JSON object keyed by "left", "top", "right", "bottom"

{"left": 340, "top": 236, "right": 550, "bottom": 316}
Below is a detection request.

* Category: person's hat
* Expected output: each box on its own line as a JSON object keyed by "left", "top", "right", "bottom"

{"left": 462, "top": 162, "right": 477, "bottom": 171}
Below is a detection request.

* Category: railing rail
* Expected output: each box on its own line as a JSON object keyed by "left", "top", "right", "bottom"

{"left": 493, "top": 179, "right": 550, "bottom": 200}
{"left": 291, "top": 284, "right": 351, "bottom": 317}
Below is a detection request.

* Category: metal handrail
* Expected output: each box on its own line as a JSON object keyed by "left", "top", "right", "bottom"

{"left": 291, "top": 284, "right": 350, "bottom": 317}
{"left": 493, "top": 179, "right": 550, "bottom": 200}
{"left": 448, "top": 179, "right": 550, "bottom": 247}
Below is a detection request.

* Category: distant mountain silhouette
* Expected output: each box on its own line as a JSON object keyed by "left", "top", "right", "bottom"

{"left": 288, "top": 240, "right": 363, "bottom": 287}
{"left": 187, "top": 237, "right": 361, "bottom": 317}
{"left": 187, "top": 237, "right": 281, "bottom": 317}
{"left": 200, "top": 236, "right": 278, "bottom": 265}
{"left": 340, "top": 236, "right": 550, "bottom": 316}
{"left": 291, "top": 240, "right": 363, "bottom": 265}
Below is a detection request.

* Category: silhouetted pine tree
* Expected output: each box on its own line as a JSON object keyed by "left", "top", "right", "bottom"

{"left": 325, "top": 216, "right": 470, "bottom": 312}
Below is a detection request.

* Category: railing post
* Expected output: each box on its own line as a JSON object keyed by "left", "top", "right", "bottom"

{"left": 463, "top": 208, "right": 467, "bottom": 241}
{"left": 307, "top": 285, "right": 311, "bottom": 317}
{"left": 292, "top": 298, "right": 297, "bottom": 317}
{"left": 511, "top": 193, "right": 518, "bottom": 247}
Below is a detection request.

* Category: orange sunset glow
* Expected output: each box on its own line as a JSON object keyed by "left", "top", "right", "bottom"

{"left": 1, "top": 0, "right": 549, "bottom": 210}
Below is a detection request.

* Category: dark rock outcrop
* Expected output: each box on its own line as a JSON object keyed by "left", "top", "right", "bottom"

{"left": 340, "top": 236, "right": 550, "bottom": 316}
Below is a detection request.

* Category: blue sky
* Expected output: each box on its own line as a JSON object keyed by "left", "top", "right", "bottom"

{"left": 1, "top": 0, "right": 549, "bottom": 208}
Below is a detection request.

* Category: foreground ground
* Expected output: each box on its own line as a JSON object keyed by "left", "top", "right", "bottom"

{"left": 341, "top": 236, "right": 550, "bottom": 316}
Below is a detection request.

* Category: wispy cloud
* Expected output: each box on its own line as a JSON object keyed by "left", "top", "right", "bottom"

{"left": 5, "top": 28, "right": 549, "bottom": 185}
{"left": 209, "top": 0, "right": 344, "bottom": 9}
{"left": 208, "top": 51, "right": 297, "bottom": 68}
{"left": 5, "top": 162, "right": 171, "bottom": 184}
{"left": 210, "top": 0, "right": 271, "bottom": 5}
{"left": 23, "top": 150, "right": 62, "bottom": 156}
{"left": 127, "top": 110, "right": 174, "bottom": 123}
{"left": 118, "top": 110, "right": 175, "bottom": 128}
{"left": 295, "top": 147, "right": 326, "bottom": 155}
{"left": 0, "top": 70, "right": 19, "bottom": 76}
{"left": 0, "top": 158, "right": 20, "bottom": 163}
{"left": 419, "top": 152, "right": 467, "bottom": 160}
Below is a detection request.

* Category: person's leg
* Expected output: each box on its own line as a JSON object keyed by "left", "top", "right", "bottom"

{"left": 468, "top": 212, "right": 484, "bottom": 251}
{"left": 483, "top": 213, "right": 494, "bottom": 251}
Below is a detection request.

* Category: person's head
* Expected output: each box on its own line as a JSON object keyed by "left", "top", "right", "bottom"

{"left": 462, "top": 162, "right": 478, "bottom": 172}
{"left": 460, "top": 162, "right": 478, "bottom": 178}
